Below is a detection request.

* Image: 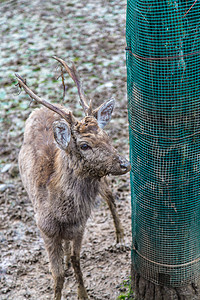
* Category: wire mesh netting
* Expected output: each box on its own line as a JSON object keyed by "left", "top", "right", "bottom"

{"left": 126, "top": 0, "right": 200, "bottom": 287}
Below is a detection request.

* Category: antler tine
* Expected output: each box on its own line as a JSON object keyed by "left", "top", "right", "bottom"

{"left": 15, "top": 74, "right": 75, "bottom": 124}
{"left": 52, "top": 56, "right": 89, "bottom": 115}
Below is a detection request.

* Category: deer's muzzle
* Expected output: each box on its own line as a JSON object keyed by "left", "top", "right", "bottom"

{"left": 119, "top": 156, "right": 131, "bottom": 174}
{"left": 110, "top": 156, "right": 131, "bottom": 176}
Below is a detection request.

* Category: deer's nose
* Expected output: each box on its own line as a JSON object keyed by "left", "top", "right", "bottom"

{"left": 120, "top": 158, "right": 131, "bottom": 172}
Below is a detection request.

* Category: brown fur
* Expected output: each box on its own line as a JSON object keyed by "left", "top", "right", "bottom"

{"left": 19, "top": 105, "right": 130, "bottom": 300}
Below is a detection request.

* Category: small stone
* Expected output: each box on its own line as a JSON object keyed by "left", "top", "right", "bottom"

{"left": 1, "top": 163, "right": 12, "bottom": 173}
{"left": 0, "top": 183, "right": 14, "bottom": 193}
{"left": 104, "top": 82, "right": 113, "bottom": 88}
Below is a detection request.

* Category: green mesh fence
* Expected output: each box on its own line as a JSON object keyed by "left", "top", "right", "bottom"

{"left": 126, "top": 0, "right": 200, "bottom": 287}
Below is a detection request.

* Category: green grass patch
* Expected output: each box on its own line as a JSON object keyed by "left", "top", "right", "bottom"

{"left": 117, "top": 278, "right": 135, "bottom": 300}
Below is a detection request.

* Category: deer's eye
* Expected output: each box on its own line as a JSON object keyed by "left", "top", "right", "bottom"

{"left": 80, "top": 144, "right": 91, "bottom": 151}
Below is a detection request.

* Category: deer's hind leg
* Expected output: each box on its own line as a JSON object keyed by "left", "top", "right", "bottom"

{"left": 99, "top": 178, "right": 124, "bottom": 244}
{"left": 71, "top": 230, "right": 89, "bottom": 300}
{"left": 42, "top": 234, "right": 65, "bottom": 300}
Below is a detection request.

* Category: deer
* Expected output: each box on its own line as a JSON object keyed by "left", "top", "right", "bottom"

{"left": 16, "top": 56, "right": 131, "bottom": 300}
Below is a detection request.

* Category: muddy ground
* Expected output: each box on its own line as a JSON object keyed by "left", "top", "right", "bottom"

{"left": 0, "top": 0, "right": 132, "bottom": 299}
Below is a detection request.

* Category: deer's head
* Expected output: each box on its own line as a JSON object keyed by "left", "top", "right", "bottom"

{"left": 16, "top": 57, "right": 131, "bottom": 178}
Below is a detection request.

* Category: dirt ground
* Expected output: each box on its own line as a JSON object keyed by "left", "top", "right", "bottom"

{"left": 0, "top": 0, "right": 132, "bottom": 299}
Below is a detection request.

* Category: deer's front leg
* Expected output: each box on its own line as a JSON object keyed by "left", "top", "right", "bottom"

{"left": 64, "top": 240, "right": 71, "bottom": 270}
{"left": 42, "top": 234, "right": 65, "bottom": 300}
{"left": 99, "top": 178, "right": 124, "bottom": 244}
{"left": 71, "top": 230, "right": 89, "bottom": 300}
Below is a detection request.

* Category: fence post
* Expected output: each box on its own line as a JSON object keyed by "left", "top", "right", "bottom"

{"left": 126, "top": 1, "right": 200, "bottom": 298}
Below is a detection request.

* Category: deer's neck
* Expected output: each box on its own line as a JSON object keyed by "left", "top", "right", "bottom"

{"left": 48, "top": 149, "right": 100, "bottom": 224}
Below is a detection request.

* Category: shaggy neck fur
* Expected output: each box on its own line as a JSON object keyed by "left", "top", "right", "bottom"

{"left": 48, "top": 148, "right": 100, "bottom": 225}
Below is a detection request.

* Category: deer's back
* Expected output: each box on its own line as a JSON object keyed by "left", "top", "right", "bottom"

{"left": 18, "top": 106, "right": 64, "bottom": 205}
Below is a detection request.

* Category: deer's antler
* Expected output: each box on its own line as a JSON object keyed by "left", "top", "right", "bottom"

{"left": 52, "top": 56, "right": 90, "bottom": 115}
{"left": 15, "top": 73, "right": 76, "bottom": 125}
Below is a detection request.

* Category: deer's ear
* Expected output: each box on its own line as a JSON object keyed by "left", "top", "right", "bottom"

{"left": 97, "top": 98, "right": 115, "bottom": 129}
{"left": 53, "top": 120, "right": 71, "bottom": 150}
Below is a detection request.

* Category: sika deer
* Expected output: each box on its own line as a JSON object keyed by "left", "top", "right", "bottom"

{"left": 16, "top": 57, "right": 131, "bottom": 300}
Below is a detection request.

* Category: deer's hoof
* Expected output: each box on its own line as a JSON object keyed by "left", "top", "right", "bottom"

{"left": 77, "top": 287, "right": 90, "bottom": 300}
{"left": 116, "top": 229, "right": 125, "bottom": 245}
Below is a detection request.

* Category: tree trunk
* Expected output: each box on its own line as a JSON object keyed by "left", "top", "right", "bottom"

{"left": 131, "top": 267, "right": 200, "bottom": 300}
